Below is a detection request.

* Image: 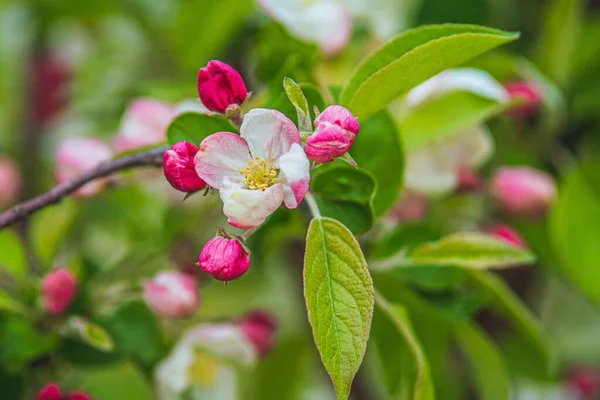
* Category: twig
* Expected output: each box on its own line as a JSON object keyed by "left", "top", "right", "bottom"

{"left": 0, "top": 147, "right": 168, "bottom": 229}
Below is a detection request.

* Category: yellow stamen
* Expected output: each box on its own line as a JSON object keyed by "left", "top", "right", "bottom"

{"left": 239, "top": 156, "right": 278, "bottom": 191}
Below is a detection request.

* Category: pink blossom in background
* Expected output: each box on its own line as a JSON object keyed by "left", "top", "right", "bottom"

{"left": 0, "top": 157, "right": 22, "bottom": 207}
{"left": 40, "top": 268, "right": 77, "bottom": 315}
{"left": 199, "top": 237, "right": 250, "bottom": 281}
{"left": 491, "top": 166, "right": 557, "bottom": 218}
{"left": 487, "top": 224, "right": 526, "bottom": 248}
{"left": 388, "top": 191, "right": 429, "bottom": 223}
{"left": 163, "top": 141, "right": 206, "bottom": 193}
{"left": 144, "top": 270, "right": 199, "bottom": 318}
{"left": 238, "top": 310, "right": 278, "bottom": 356}
{"left": 566, "top": 366, "right": 600, "bottom": 400}
{"left": 456, "top": 166, "right": 485, "bottom": 193}
{"left": 197, "top": 61, "right": 248, "bottom": 114}
{"left": 55, "top": 137, "right": 113, "bottom": 197}
{"left": 33, "top": 55, "right": 71, "bottom": 124}
{"left": 505, "top": 80, "right": 542, "bottom": 119}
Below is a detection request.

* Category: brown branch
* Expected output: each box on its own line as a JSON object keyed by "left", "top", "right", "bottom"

{"left": 0, "top": 146, "right": 168, "bottom": 229}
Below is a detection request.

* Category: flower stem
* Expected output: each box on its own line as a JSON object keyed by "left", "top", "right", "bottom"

{"left": 304, "top": 192, "right": 321, "bottom": 218}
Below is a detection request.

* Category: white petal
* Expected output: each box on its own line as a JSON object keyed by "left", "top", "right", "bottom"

{"left": 194, "top": 132, "right": 250, "bottom": 189}
{"left": 219, "top": 178, "right": 285, "bottom": 228}
{"left": 257, "top": 0, "right": 351, "bottom": 55}
{"left": 278, "top": 143, "right": 310, "bottom": 208}
{"left": 240, "top": 109, "right": 300, "bottom": 163}
{"left": 405, "top": 147, "right": 458, "bottom": 196}
{"left": 403, "top": 68, "right": 509, "bottom": 111}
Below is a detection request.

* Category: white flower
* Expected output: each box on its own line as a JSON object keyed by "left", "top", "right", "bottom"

{"left": 195, "top": 109, "right": 310, "bottom": 229}
{"left": 402, "top": 68, "right": 508, "bottom": 196}
{"left": 257, "top": 0, "right": 352, "bottom": 55}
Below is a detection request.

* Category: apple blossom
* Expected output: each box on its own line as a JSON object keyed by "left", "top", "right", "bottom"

{"left": 37, "top": 383, "right": 92, "bottom": 400}
{"left": 505, "top": 80, "right": 541, "bottom": 119}
{"left": 194, "top": 108, "right": 310, "bottom": 228}
{"left": 238, "top": 310, "right": 278, "bottom": 356}
{"left": 40, "top": 268, "right": 77, "bottom": 315}
{"left": 487, "top": 224, "right": 526, "bottom": 248}
{"left": 402, "top": 69, "right": 508, "bottom": 196}
{"left": 0, "top": 156, "right": 21, "bottom": 207}
{"left": 163, "top": 141, "right": 206, "bottom": 193}
{"left": 197, "top": 61, "right": 248, "bottom": 114}
{"left": 199, "top": 236, "right": 250, "bottom": 281}
{"left": 144, "top": 270, "right": 199, "bottom": 318}
{"left": 257, "top": 0, "right": 351, "bottom": 55}
{"left": 305, "top": 105, "right": 360, "bottom": 163}
{"left": 491, "top": 166, "right": 556, "bottom": 217}
{"left": 55, "top": 137, "right": 113, "bottom": 197}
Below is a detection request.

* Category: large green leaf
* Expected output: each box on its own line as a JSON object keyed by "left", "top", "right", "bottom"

{"left": 400, "top": 90, "right": 505, "bottom": 152}
{"left": 372, "top": 293, "right": 435, "bottom": 400}
{"left": 466, "top": 271, "right": 555, "bottom": 375}
{"left": 310, "top": 163, "right": 376, "bottom": 234}
{"left": 340, "top": 24, "right": 519, "bottom": 119}
{"left": 454, "top": 322, "right": 511, "bottom": 400}
{"left": 349, "top": 111, "right": 404, "bottom": 215}
{"left": 549, "top": 164, "right": 600, "bottom": 306}
{"left": 304, "top": 217, "right": 374, "bottom": 399}
{"left": 167, "top": 112, "right": 235, "bottom": 146}
{"left": 409, "top": 233, "right": 535, "bottom": 269}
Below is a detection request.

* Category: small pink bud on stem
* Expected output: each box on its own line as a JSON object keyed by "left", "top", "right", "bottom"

{"left": 197, "top": 61, "right": 248, "bottom": 115}
{"left": 505, "top": 81, "right": 541, "bottom": 119}
{"left": 198, "top": 233, "right": 250, "bottom": 282}
{"left": 305, "top": 105, "right": 360, "bottom": 163}
{"left": 40, "top": 268, "right": 77, "bottom": 315}
{"left": 238, "top": 310, "right": 278, "bottom": 356}
{"left": 163, "top": 141, "right": 206, "bottom": 193}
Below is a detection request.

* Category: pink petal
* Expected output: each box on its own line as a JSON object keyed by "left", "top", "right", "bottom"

{"left": 194, "top": 132, "right": 251, "bottom": 189}
{"left": 240, "top": 109, "right": 300, "bottom": 164}
{"left": 278, "top": 143, "right": 310, "bottom": 208}
{"left": 219, "top": 178, "right": 285, "bottom": 228}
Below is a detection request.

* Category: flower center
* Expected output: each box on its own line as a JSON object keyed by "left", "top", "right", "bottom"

{"left": 240, "top": 156, "right": 278, "bottom": 191}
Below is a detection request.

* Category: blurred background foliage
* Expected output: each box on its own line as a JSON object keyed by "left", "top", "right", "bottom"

{"left": 1, "top": 0, "right": 600, "bottom": 399}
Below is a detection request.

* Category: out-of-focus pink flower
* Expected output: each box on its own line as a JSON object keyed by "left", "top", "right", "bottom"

{"left": 305, "top": 105, "right": 360, "bottom": 163}
{"left": 55, "top": 137, "right": 113, "bottom": 197}
{"left": 197, "top": 61, "right": 248, "bottom": 114}
{"left": 37, "top": 383, "right": 93, "bottom": 400}
{"left": 388, "top": 191, "right": 429, "bottom": 223}
{"left": 113, "top": 99, "right": 176, "bottom": 153}
{"left": 199, "top": 237, "right": 250, "bottom": 281}
{"left": 456, "top": 166, "right": 485, "bottom": 193}
{"left": 144, "top": 271, "right": 199, "bottom": 318}
{"left": 566, "top": 366, "right": 600, "bottom": 400}
{"left": 238, "top": 310, "right": 278, "bottom": 356}
{"left": 41, "top": 268, "right": 77, "bottom": 315}
{"left": 487, "top": 224, "right": 526, "bottom": 248}
{"left": 163, "top": 141, "right": 206, "bottom": 193}
{"left": 33, "top": 56, "right": 70, "bottom": 124}
{"left": 0, "top": 157, "right": 21, "bottom": 207}
{"left": 505, "top": 81, "right": 542, "bottom": 119}
{"left": 491, "top": 167, "right": 556, "bottom": 218}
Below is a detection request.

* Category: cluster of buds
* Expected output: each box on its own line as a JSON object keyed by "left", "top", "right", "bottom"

{"left": 37, "top": 383, "right": 91, "bottom": 400}
{"left": 40, "top": 268, "right": 78, "bottom": 315}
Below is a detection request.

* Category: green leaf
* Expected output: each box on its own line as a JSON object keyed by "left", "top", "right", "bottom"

{"left": 0, "top": 230, "right": 25, "bottom": 279}
{"left": 372, "top": 292, "right": 435, "bottom": 400}
{"left": 350, "top": 110, "right": 404, "bottom": 215}
{"left": 340, "top": 24, "right": 519, "bottom": 120}
{"left": 400, "top": 90, "right": 506, "bottom": 152}
{"left": 77, "top": 362, "right": 155, "bottom": 400}
{"left": 32, "top": 199, "right": 78, "bottom": 264}
{"left": 304, "top": 217, "right": 374, "bottom": 399}
{"left": 67, "top": 316, "right": 115, "bottom": 352}
{"left": 0, "top": 290, "right": 26, "bottom": 315}
{"left": 409, "top": 233, "right": 536, "bottom": 269}
{"left": 466, "top": 271, "right": 555, "bottom": 375}
{"left": 454, "top": 322, "right": 511, "bottom": 400}
{"left": 167, "top": 112, "right": 235, "bottom": 146}
{"left": 0, "top": 316, "right": 57, "bottom": 369}
{"left": 549, "top": 164, "right": 600, "bottom": 306}
{"left": 272, "top": 81, "right": 326, "bottom": 124}
{"left": 283, "top": 77, "right": 311, "bottom": 131}
{"left": 310, "top": 163, "right": 376, "bottom": 234}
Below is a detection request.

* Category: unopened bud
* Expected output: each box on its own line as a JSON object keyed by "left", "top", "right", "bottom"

{"left": 198, "top": 236, "right": 250, "bottom": 281}
{"left": 305, "top": 105, "right": 359, "bottom": 163}
{"left": 40, "top": 268, "right": 77, "bottom": 315}
{"left": 37, "top": 383, "right": 93, "bottom": 400}
{"left": 144, "top": 270, "right": 199, "bottom": 318}
{"left": 491, "top": 167, "right": 556, "bottom": 218}
{"left": 505, "top": 81, "right": 541, "bottom": 119}
{"left": 163, "top": 141, "right": 206, "bottom": 193}
{"left": 197, "top": 61, "right": 248, "bottom": 114}
{"left": 238, "top": 310, "right": 278, "bottom": 356}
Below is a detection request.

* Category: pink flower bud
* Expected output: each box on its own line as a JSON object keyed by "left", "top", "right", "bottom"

{"left": 487, "top": 224, "right": 526, "bottom": 248}
{"left": 505, "top": 81, "right": 541, "bottom": 119}
{"left": 388, "top": 191, "right": 428, "bottom": 223}
{"left": 55, "top": 137, "right": 113, "bottom": 197}
{"left": 33, "top": 56, "right": 70, "bottom": 124}
{"left": 456, "top": 166, "right": 484, "bottom": 193}
{"left": 143, "top": 271, "right": 199, "bottom": 318}
{"left": 305, "top": 105, "right": 360, "bottom": 163}
{"left": 491, "top": 167, "right": 557, "bottom": 218}
{"left": 40, "top": 268, "right": 77, "bottom": 315}
{"left": 198, "top": 237, "right": 250, "bottom": 281}
{"left": 0, "top": 157, "right": 21, "bottom": 208}
{"left": 197, "top": 61, "right": 248, "bottom": 114}
{"left": 566, "top": 366, "right": 600, "bottom": 399}
{"left": 37, "top": 383, "right": 62, "bottom": 400}
{"left": 113, "top": 98, "right": 176, "bottom": 153}
{"left": 163, "top": 141, "right": 206, "bottom": 193}
{"left": 238, "top": 310, "right": 278, "bottom": 356}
